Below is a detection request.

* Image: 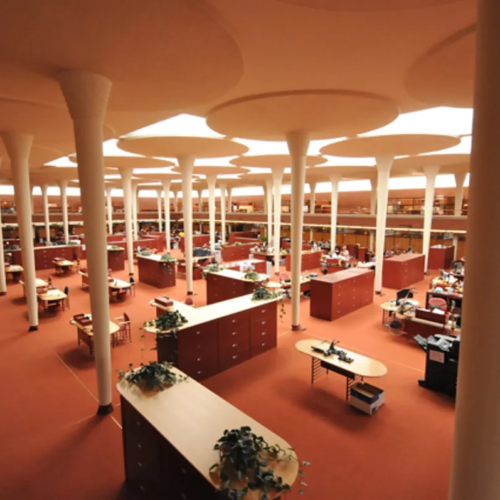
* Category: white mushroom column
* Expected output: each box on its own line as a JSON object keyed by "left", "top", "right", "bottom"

{"left": 374, "top": 156, "right": 393, "bottom": 293}
{"left": 59, "top": 180, "right": 69, "bottom": 243}
{"left": 309, "top": 182, "right": 317, "bottom": 214}
{"left": 272, "top": 168, "right": 285, "bottom": 275}
{"left": 119, "top": 169, "right": 135, "bottom": 277}
{"left": 228, "top": 188, "right": 233, "bottom": 214}
{"left": 174, "top": 191, "right": 180, "bottom": 212}
{"left": 329, "top": 174, "right": 341, "bottom": 250}
{"left": 450, "top": 0, "right": 500, "bottom": 496}
{"left": 162, "top": 180, "right": 171, "bottom": 252}
{"left": 179, "top": 156, "right": 195, "bottom": 294}
{"left": 132, "top": 183, "right": 139, "bottom": 239}
{"left": 219, "top": 182, "right": 227, "bottom": 244}
{"left": 58, "top": 70, "right": 113, "bottom": 414}
{"left": 1, "top": 134, "right": 38, "bottom": 329}
{"left": 156, "top": 187, "right": 163, "bottom": 231}
{"left": 288, "top": 132, "right": 310, "bottom": 330}
{"left": 41, "top": 184, "right": 51, "bottom": 243}
{"left": 0, "top": 191, "right": 6, "bottom": 296}
{"left": 105, "top": 186, "right": 113, "bottom": 235}
{"left": 422, "top": 166, "right": 439, "bottom": 273}
{"left": 266, "top": 177, "right": 273, "bottom": 244}
{"left": 369, "top": 176, "right": 377, "bottom": 251}
{"left": 206, "top": 174, "right": 217, "bottom": 251}
{"left": 197, "top": 190, "right": 203, "bottom": 212}
{"left": 453, "top": 171, "right": 467, "bottom": 259}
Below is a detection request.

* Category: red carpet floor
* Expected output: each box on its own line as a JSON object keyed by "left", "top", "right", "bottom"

{"left": 0, "top": 251, "right": 455, "bottom": 500}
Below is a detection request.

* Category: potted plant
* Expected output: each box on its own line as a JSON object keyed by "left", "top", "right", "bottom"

{"left": 117, "top": 361, "right": 187, "bottom": 392}
{"left": 234, "top": 241, "right": 242, "bottom": 246}
{"left": 252, "top": 287, "right": 286, "bottom": 319}
{"left": 202, "top": 263, "right": 224, "bottom": 279}
{"left": 160, "top": 253, "right": 177, "bottom": 263}
{"left": 243, "top": 270, "right": 261, "bottom": 282}
{"left": 209, "top": 426, "right": 309, "bottom": 499}
{"left": 142, "top": 310, "right": 188, "bottom": 339}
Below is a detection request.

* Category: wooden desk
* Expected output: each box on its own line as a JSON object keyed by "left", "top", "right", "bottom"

{"left": 221, "top": 243, "right": 254, "bottom": 262}
{"left": 281, "top": 240, "right": 312, "bottom": 251}
{"left": 253, "top": 251, "right": 274, "bottom": 262}
{"left": 205, "top": 269, "right": 268, "bottom": 305}
{"left": 19, "top": 278, "right": 47, "bottom": 297}
{"left": 285, "top": 250, "right": 323, "bottom": 271}
{"left": 310, "top": 268, "right": 374, "bottom": 321}
{"left": 177, "top": 257, "right": 208, "bottom": 280}
{"left": 426, "top": 289, "right": 463, "bottom": 308}
{"left": 223, "top": 259, "right": 267, "bottom": 274}
{"left": 5, "top": 265, "right": 23, "bottom": 281}
{"left": 296, "top": 339, "right": 387, "bottom": 400}
{"left": 70, "top": 316, "right": 120, "bottom": 355}
{"left": 428, "top": 245, "right": 454, "bottom": 270}
{"left": 147, "top": 295, "right": 278, "bottom": 381}
{"left": 117, "top": 366, "right": 298, "bottom": 500}
{"left": 53, "top": 259, "right": 76, "bottom": 275}
{"left": 11, "top": 245, "right": 80, "bottom": 270}
{"left": 79, "top": 272, "right": 131, "bottom": 301}
{"left": 180, "top": 234, "right": 210, "bottom": 252}
{"left": 382, "top": 254, "right": 425, "bottom": 289}
{"left": 107, "top": 246, "right": 125, "bottom": 271}
{"left": 37, "top": 288, "right": 67, "bottom": 313}
{"left": 137, "top": 255, "right": 176, "bottom": 288}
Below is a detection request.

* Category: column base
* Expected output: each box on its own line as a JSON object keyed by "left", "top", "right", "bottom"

{"left": 97, "top": 403, "right": 114, "bottom": 416}
{"left": 128, "top": 272, "right": 134, "bottom": 277}
{"left": 291, "top": 324, "right": 304, "bottom": 331}
{"left": 28, "top": 325, "right": 38, "bottom": 332}
{"left": 0, "top": 291, "right": 6, "bottom": 296}
{"left": 187, "top": 291, "right": 194, "bottom": 296}
{"left": 375, "top": 290, "right": 384, "bottom": 296}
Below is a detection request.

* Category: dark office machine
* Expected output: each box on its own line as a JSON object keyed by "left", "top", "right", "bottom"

{"left": 193, "top": 247, "right": 211, "bottom": 257}
{"left": 415, "top": 334, "right": 460, "bottom": 397}
{"left": 396, "top": 288, "right": 414, "bottom": 304}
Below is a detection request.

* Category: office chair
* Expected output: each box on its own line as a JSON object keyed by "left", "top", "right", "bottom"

{"left": 63, "top": 286, "right": 70, "bottom": 310}
{"left": 428, "top": 297, "right": 447, "bottom": 313}
{"left": 279, "top": 273, "right": 292, "bottom": 298}
{"left": 129, "top": 276, "right": 136, "bottom": 296}
{"left": 114, "top": 312, "right": 132, "bottom": 343}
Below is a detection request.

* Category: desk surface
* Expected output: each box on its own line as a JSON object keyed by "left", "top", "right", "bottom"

{"left": 384, "top": 253, "right": 424, "bottom": 263}
{"left": 79, "top": 273, "right": 131, "bottom": 290}
{"left": 53, "top": 259, "right": 75, "bottom": 266}
{"left": 71, "top": 316, "right": 120, "bottom": 336}
{"left": 215, "top": 269, "right": 268, "bottom": 283}
{"left": 20, "top": 278, "right": 47, "bottom": 288}
{"left": 311, "top": 268, "right": 372, "bottom": 285}
{"left": 296, "top": 339, "right": 388, "bottom": 378}
{"left": 107, "top": 245, "right": 124, "bottom": 251}
{"left": 137, "top": 254, "right": 175, "bottom": 263}
{"left": 5, "top": 265, "right": 23, "bottom": 272}
{"left": 117, "top": 366, "right": 298, "bottom": 497}
{"left": 148, "top": 294, "right": 279, "bottom": 333}
{"left": 38, "top": 288, "right": 67, "bottom": 301}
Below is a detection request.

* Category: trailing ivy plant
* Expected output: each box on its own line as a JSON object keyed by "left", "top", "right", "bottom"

{"left": 209, "top": 426, "right": 309, "bottom": 499}
{"left": 140, "top": 250, "right": 152, "bottom": 256}
{"left": 252, "top": 287, "right": 286, "bottom": 320}
{"left": 202, "top": 263, "right": 224, "bottom": 279}
{"left": 142, "top": 310, "right": 188, "bottom": 340}
{"left": 234, "top": 241, "right": 242, "bottom": 246}
{"left": 160, "top": 253, "right": 177, "bottom": 263}
{"left": 117, "top": 361, "right": 187, "bottom": 391}
{"left": 108, "top": 245, "right": 123, "bottom": 251}
{"left": 243, "top": 270, "right": 261, "bottom": 282}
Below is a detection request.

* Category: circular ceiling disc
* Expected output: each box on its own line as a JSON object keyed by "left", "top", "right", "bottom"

{"left": 311, "top": 165, "right": 377, "bottom": 180}
{"left": 321, "top": 134, "right": 460, "bottom": 157}
{"left": 276, "top": 0, "right": 462, "bottom": 11}
{"left": 405, "top": 25, "right": 475, "bottom": 107}
{"left": 101, "top": 156, "right": 174, "bottom": 169}
{"left": 189, "top": 166, "right": 247, "bottom": 176}
{"left": 393, "top": 153, "right": 470, "bottom": 170}
{"left": 117, "top": 136, "right": 248, "bottom": 159}
{"left": 207, "top": 90, "right": 399, "bottom": 141}
{"left": 0, "top": 1, "right": 243, "bottom": 112}
{"left": 231, "top": 154, "right": 326, "bottom": 168}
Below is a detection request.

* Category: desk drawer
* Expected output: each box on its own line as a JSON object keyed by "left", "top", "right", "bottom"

{"left": 180, "top": 352, "right": 218, "bottom": 378}
{"left": 250, "top": 336, "right": 277, "bottom": 358}
{"left": 219, "top": 324, "right": 249, "bottom": 351}
{"left": 219, "top": 310, "right": 250, "bottom": 330}
{"left": 178, "top": 323, "right": 218, "bottom": 356}
{"left": 220, "top": 349, "right": 250, "bottom": 372}
{"left": 250, "top": 313, "right": 276, "bottom": 337}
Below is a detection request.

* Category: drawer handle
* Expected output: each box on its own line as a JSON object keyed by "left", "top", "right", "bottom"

{"left": 181, "top": 494, "right": 187, "bottom": 500}
{"left": 232, "top": 331, "right": 237, "bottom": 336}
{"left": 261, "top": 320, "right": 267, "bottom": 325}
{"left": 232, "top": 355, "right": 238, "bottom": 360}
{"left": 196, "top": 331, "right": 201, "bottom": 335}
{"left": 181, "top": 467, "right": 187, "bottom": 475}
{"left": 232, "top": 319, "right": 236, "bottom": 323}
{"left": 137, "top": 443, "right": 142, "bottom": 449}
{"left": 140, "top": 485, "right": 146, "bottom": 492}
{"left": 261, "top": 342, "right": 266, "bottom": 347}
{"left": 138, "top": 461, "right": 143, "bottom": 468}
{"left": 136, "top": 420, "right": 141, "bottom": 426}
{"left": 261, "top": 331, "right": 267, "bottom": 336}
{"left": 261, "top": 309, "right": 266, "bottom": 313}
{"left": 197, "top": 357, "right": 201, "bottom": 362}
{"left": 197, "top": 370, "right": 202, "bottom": 375}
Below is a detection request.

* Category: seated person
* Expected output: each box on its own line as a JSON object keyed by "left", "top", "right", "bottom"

{"left": 340, "top": 246, "right": 350, "bottom": 260}
{"left": 334, "top": 245, "right": 341, "bottom": 254}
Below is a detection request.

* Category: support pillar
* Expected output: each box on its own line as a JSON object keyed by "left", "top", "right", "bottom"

{"left": 272, "top": 167, "right": 285, "bottom": 275}
{"left": 329, "top": 174, "right": 341, "bottom": 251}
{"left": 422, "top": 166, "right": 439, "bottom": 273}
{"left": 369, "top": 177, "right": 378, "bottom": 251}
{"left": 450, "top": 1, "right": 500, "bottom": 496}
{"left": 162, "top": 180, "right": 171, "bottom": 253}
{"left": 309, "top": 182, "right": 317, "bottom": 214}
{"left": 41, "top": 184, "right": 51, "bottom": 243}
{"left": 287, "top": 131, "right": 310, "bottom": 330}
{"left": 59, "top": 180, "right": 69, "bottom": 243}
{"left": 2, "top": 134, "right": 38, "bottom": 327}
{"left": 105, "top": 186, "right": 113, "bottom": 235}
{"left": 453, "top": 234, "right": 459, "bottom": 260}
{"left": 206, "top": 175, "right": 217, "bottom": 251}
{"left": 179, "top": 156, "right": 195, "bottom": 294}
{"left": 454, "top": 172, "right": 467, "bottom": 216}
{"left": 120, "top": 169, "right": 135, "bottom": 276}
{"left": 156, "top": 188, "right": 163, "bottom": 232}
{"left": 174, "top": 191, "right": 179, "bottom": 212}
{"left": 374, "top": 155, "right": 393, "bottom": 293}
{"left": 0, "top": 191, "right": 6, "bottom": 295}
{"left": 228, "top": 188, "right": 233, "bottom": 214}
{"left": 265, "top": 178, "right": 273, "bottom": 244}
{"left": 219, "top": 182, "right": 227, "bottom": 244}
{"left": 58, "top": 70, "right": 112, "bottom": 414}
{"left": 132, "top": 185, "right": 139, "bottom": 239}
{"left": 197, "top": 190, "right": 203, "bottom": 212}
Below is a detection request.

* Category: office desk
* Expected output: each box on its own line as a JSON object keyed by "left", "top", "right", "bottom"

{"left": 426, "top": 289, "right": 463, "bottom": 308}
{"left": 221, "top": 243, "right": 254, "bottom": 262}
{"left": 79, "top": 272, "right": 131, "bottom": 301}
{"left": 428, "top": 245, "right": 454, "bottom": 270}
{"left": 310, "top": 268, "right": 374, "bottom": 321}
{"left": 53, "top": 259, "right": 77, "bottom": 275}
{"left": 70, "top": 315, "right": 120, "bottom": 355}
{"left": 285, "top": 250, "right": 323, "bottom": 272}
{"left": 223, "top": 259, "right": 267, "bottom": 274}
{"left": 296, "top": 339, "right": 387, "bottom": 400}
{"left": 147, "top": 295, "right": 278, "bottom": 381}
{"left": 253, "top": 251, "right": 274, "bottom": 262}
{"left": 19, "top": 278, "right": 47, "bottom": 297}
{"left": 137, "top": 254, "right": 176, "bottom": 288}
{"left": 11, "top": 245, "right": 80, "bottom": 270}
{"left": 382, "top": 254, "right": 425, "bottom": 289}
{"left": 180, "top": 234, "right": 210, "bottom": 252}
{"left": 107, "top": 246, "right": 125, "bottom": 271}
{"left": 177, "top": 255, "right": 212, "bottom": 281}
{"left": 380, "top": 301, "right": 400, "bottom": 326}
{"left": 205, "top": 269, "right": 268, "bottom": 305}
{"left": 5, "top": 265, "right": 23, "bottom": 281}
{"left": 118, "top": 367, "right": 298, "bottom": 500}
{"left": 37, "top": 288, "right": 67, "bottom": 313}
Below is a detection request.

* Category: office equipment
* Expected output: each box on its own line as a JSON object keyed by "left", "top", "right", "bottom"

{"left": 396, "top": 288, "right": 414, "bottom": 304}
{"left": 382, "top": 254, "right": 424, "bottom": 289}
{"left": 295, "top": 339, "right": 387, "bottom": 400}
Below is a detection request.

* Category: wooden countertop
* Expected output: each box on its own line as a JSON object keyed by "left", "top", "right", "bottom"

{"left": 384, "top": 253, "right": 424, "bottom": 262}
{"left": 20, "top": 278, "right": 47, "bottom": 288}
{"left": 38, "top": 288, "right": 67, "bottom": 301}
{"left": 137, "top": 254, "right": 175, "bottom": 263}
{"left": 5, "top": 265, "right": 23, "bottom": 272}
{"left": 214, "top": 269, "right": 268, "bottom": 283}
{"left": 117, "top": 367, "right": 298, "bottom": 498}
{"left": 147, "top": 294, "right": 279, "bottom": 333}
{"left": 296, "top": 339, "right": 388, "bottom": 378}
{"left": 71, "top": 316, "right": 120, "bottom": 336}
{"left": 311, "top": 268, "right": 372, "bottom": 284}
{"left": 53, "top": 259, "right": 75, "bottom": 266}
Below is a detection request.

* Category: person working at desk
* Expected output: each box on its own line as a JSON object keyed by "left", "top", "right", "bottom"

{"left": 341, "top": 246, "right": 350, "bottom": 260}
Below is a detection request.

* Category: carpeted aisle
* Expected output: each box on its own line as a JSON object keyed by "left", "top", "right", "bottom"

{"left": 0, "top": 251, "right": 455, "bottom": 500}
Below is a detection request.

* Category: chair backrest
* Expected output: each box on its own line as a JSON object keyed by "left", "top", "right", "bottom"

{"left": 185, "top": 297, "right": 194, "bottom": 306}
{"left": 280, "top": 273, "right": 289, "bottom": 282}
{"left": 129, "top": 276, "right": 135, "bottom": 284}
{"left": 429, "top": 297, "right": 447, "bottom": 312}
{"left": 123, "top": 312, "right": 130, "bottom": 322}
{"left": 64, "top": 286, "right": 69, "bottom": 295}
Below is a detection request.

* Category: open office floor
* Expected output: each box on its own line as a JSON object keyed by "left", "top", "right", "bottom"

{"left": 0, "top": 250, "right": 454, "bottom": 500}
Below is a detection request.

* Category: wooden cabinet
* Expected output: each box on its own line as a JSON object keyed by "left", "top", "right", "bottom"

{"left": 107, "top": 248, "right": 125, "bottom": 271}
{"left": 180, "top": 234, "right": 210, "bottom": 253}
{"left": 137, "top": 256, "right": 176, "bottom": 288}
{"left": 310, "top": 268, "right": 374, "bottom": 321}
{"left": 11, "top": 245, "right": 79, "bottom": 270}
{"left": 382, "top": 254, "right": 425, "bottom": 289}
{"left": 156, "top": 301, "right": 278, "bottom": 380}
{"left": 221, "top": 244, "right": 253, "bottom": 262}
{"left": 285, "top": 251, "right": 323, "bottom": 271}
{"left": 428, "top": 245, "right": 454, "bottom": 270}
{"left": 206, "top": 272, "right": 262, "bottom": 305}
